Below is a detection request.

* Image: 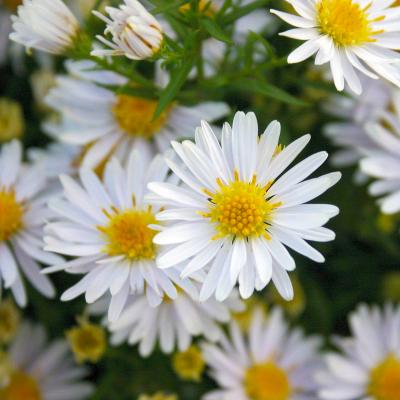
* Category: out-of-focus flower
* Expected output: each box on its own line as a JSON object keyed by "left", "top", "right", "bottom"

{"left": 0, "top": 299, "right": 20, "bottom": 344}
{"left": 30, "top": 68, "right": 56, "bottom": 112}
{"left": 0, "top": 321, "right": 93, "bottom": 400}
{"left": 360, "top": 90, "right": 400, "bottom": 215}
{"left": 202, "top": 308, "right": 322, "bottom": 399}
{"left": 138, "top": 393, "right": 178, "bottom": 400}
{"left": 92, "top": 0, "right": 163, "bottom": 60}
{"left": 272, "top": 0, "right": 400, "bottom": 94}
{"left": 376, "top": 213, "right": 399, "bottom": 234}
{"left": 45, "top": 60, "right": 229, "bottom": 170}
{"left": 103, "top": 289, "right": 244, "bottom": 357}
{"left": 172, "top": 345, "right": 205, "bottom": 382}
{"left": 0, "top": 141, "right": 60, "bottom": 307}
{"left": 318, "top": 304, "right": 400, "bottom": 400}
{"left": 149, "top": 111, "right": 341, "bottom": 302}
{"left": 232, "top": 297, "right": 267, "bottom": 332}
{"left": 0, "top": 98, "right": 24, "bottom": 142}
{"left": 44, "top": 151, "right": 197, "bottom": 322}
{"left": 382, "top": 271, "right": 400, "bottom": 302}
{"left": 9, "top": 0, "right": 79, "bottom": 55}
{"left": 66, "top": 318, "right": 106, "bottom": 363}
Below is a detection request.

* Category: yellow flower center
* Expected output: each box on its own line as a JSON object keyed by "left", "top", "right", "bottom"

{"left": 0, "top": 371, "right": 42, "bottom": 400}
{"left": 172, "top": 346, "right": 205, "bottom": 382}
{"left": 112, "top": 95, "right": 170, "bottom": 139}
{"left": 98, "top": 207, "right": 158, "bottom": 261}
{"left": 0, "top": 99, "right": 24, "bottom": 142}
{"left": 369, "top": 355, "right": 400, "bottom": 400}
{"left": 244, "top": 362, "right": 291, "bottom": 400}
{"left": 179, "top": 0, "right": 216, "bottom": 16}
{"left": 0, "top": 189, "right": 24, "bottom": 242}
{"left": 66, "top": 321, "right": 106, "bottom": 364}
{"left": 203, "top": 172, "right": 280, "bottom": 240}
{"left": 138, "top": 393, "right": 178, "bottom": 400}
{"left": 2, "top": 0, "right": 22, "bottom": 12}
{"left": 316, "top": 0, "right": 383, "bottom": 47}
{"left": 0, "top": 300, "right": 20, "bottom": 344}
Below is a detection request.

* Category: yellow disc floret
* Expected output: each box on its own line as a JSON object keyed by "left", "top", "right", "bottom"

{"left": 0, "top": 189, "right": 24, "bottom": 242}
{"left": 0, "top": 99, "right": 24, "bottom": 143}
{"left": 369, "top": 355, "right": 400, "bottom": 400}
{"left": 0, "top": 370, "right": 42, "bottom": 400}
{"left": 0, "top": 299, "right": 20, "bottom": 344}
{"left": 317, "top": 0, "right": 382, "bottom": 47}
{"left": 172, "top": 346, "right": 205, "bottom": 382}
{"left": 204, "top": 172, "right": 280, "bottom": 240}
{"left": 244, "top": 362, "right": 291, "bottom": 400}
{"left": 98, "top": 207, "right": 157, "bottom": 260}
{"left": 138, "top": 393, "right": 178, "bottom": 400}
{"left": 112, "top": 95, "right": 170, "bottom": 139}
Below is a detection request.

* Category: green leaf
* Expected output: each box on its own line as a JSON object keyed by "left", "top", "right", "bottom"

{"left": 151, "top": 0, "right": 187, "bottom": 14}
{"left": 200, "top": 18, "right": 233, "bottom": 44}
{"left": 153, "top": 61, "right": 194, "bottom": 120}
{"left": 232, "top": 78, "right": 309, "bottom": 107}
{"left": 222, "top": 0, "right": 270, "bottom": 25}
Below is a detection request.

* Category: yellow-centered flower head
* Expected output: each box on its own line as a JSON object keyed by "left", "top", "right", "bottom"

{"left": 0, "top": 189, "right": 24, "bottom": 242}
{"left": 179, "top": 0, "right": 216, "bottom": 16}
{"left": 0, "top": 299, "right": 20, "bottom": 344}
{"left": 0, "top": 370, "right": 42, "bottom": 400}
{"left": 0, "top": 99, "right": 24, "bottom": 143}
{"left": 172, "top": 346, "right": 205, "bottom": 382}
{"left": 138, "top": 392, "right": 178, "bottom": 400}
{"left": 368, "top": 355, "right": 400, "bottom": 400}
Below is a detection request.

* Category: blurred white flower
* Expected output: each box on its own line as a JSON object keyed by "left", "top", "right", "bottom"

{"left": 92, "top": 0, "right": 163, "bottom": 60}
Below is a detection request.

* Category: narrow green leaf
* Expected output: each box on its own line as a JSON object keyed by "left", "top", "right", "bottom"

{"left": 222, "top": 0, "right": 270, "bottom": 25}
{"left": 151, "top": 0, "right": 187, "bottom": 14}
{"left": 200, "top": 18, "right": 233, "bottom": 44}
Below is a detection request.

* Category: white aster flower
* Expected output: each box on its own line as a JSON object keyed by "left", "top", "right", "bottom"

{"left": 360, "top": 89, "right": 400, "bottom": 214}
{"left": 102, "top": 288, "right": 244, "bottom": 357}
{"left": 202, "top": 307, "right": 322, "bottom": 400}
{"left": 1, "top": 321, "right": 93, "bottom": 400}
{"left": 43, "top": 150, "right": 198, "bottom": 322}
{"left": 148, "top": 111, "right": 341, "bottom": 302}
{"left": 9, "top": 0, "right": 79, "bottom": 55}
{"left": 45, "top": 60, "right": 229, "bottom": 171}
{"left": 0, "top": 140, "right": 61, "bottom": 307}
{"left": 271, "top": 0, "right": 400, "bottom": 95}
{"left": 92, "top": 0, "right": 163, "bottom": 60}
{"left": 318, "top": 303, "right": 400, "bottom": 400}
{"left": 324, "top": 76, "right": 391, "bottom": 170}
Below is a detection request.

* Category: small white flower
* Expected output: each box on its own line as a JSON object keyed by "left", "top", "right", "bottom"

{"left": 45, "top": 60, "right": 229, "bottom": 171}
{"left": 271, "top": 0, "right": 400, "bottom": 95}
{"left": 92, "top": 0, "right": 163, "bottom": 60}
{"left": 9, "top": 0, "right": 79, "bottom": 55}
{"left": 0, "top": 140, "right": 61, "bottom": 307}
{"left": 360, "top": 89, "right": 400, "bottom": 215}
{"left": 43, "top": 150, "right": 198, "bottom": 322}
{"left": 318, "top": 304, "right": 400, "bottom": 400}
{"left": 202, "top": 307, "right": 322, "bottom": 400}
{"left": 101, "top": 288, "right": 244, "bottom": 357}
{"left": 2, "top": 320, "right": 93, "bottom": 399}
{"left": 148, "top": 111, "right": 341, "bottom": 302}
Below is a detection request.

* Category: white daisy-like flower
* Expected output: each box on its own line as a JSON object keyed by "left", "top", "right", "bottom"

{"left": 360, "top": 89, "right": 400, "bottom": 214}
{"left": 101, "top": 288, "right": 244, "bottom": 357}
{"left": 1, "top": 321, "right": 93, "bottom": 400}
{"left": 318, "top": 303, "right": 400, "bottom": 400}
{"left": 271, "top": 0, "right": 400, "bottom": 95}
{"left": 92, "top": 0, "right": 163, "bottom": 60}
{"left": 9, "top": 0, "right": 79, "bottom": 55}
{"left": 148, "top": 111, "right": 341, "bottom": 302}
{"left": 202, "top": 307, "right": 322, "bottom": 400}
{"left": 45, "top": 60, "right": 229, "bottom": 170}
{"left": 0, "top": 140, "right": 61, "bottom": 307}
{"left": 324, "top": 76, "right": 391, "bottom": 169}
{"left": 43, "top": 150, "right": 199, "bottom": 322}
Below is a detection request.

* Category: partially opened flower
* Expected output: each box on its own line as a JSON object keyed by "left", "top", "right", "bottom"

{"left": 0, "top": 140, "right": 61, "bottom": 307}
{"left": 148, "top": 111, "right": 341, "bottom": 302}
{"left": 103, "top": 288, "right": 244, "bottom": 357}
{"left": 202, "top": 307, "right": 322, "bottom": 400}
{"left": 45, "top": 60, "right": 229, "bottom": 171}
{"left": 318, "top": 304, "right": 400, "bottom": 400}
{"left": 92, "top": 0, "right": 163, "bottom": 60}
{"left": 360, "top": 89, "right": 400, "bottom": 215}
{"left": 9, "top": 0, "right": 79, "bottom": 55}
{"left": 43, "top": 151, "right": 197, "bottom": 322}
{"left": 0, "top": 321, "right": 93, "bottom": 400}
{"left": 271, "top": 0, "right": 400, "bottom": 94}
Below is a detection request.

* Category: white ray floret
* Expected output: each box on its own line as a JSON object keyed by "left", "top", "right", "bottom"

{"left": 202, "top": 307, "right": 322, "bottom": 400}
{"left": 45, "top": 60, "right": 229, "bottom": 171}
{"left": 1, "top": 320, "right": 93, "bottom": 399}
{"left": 9, "top": 0, "right": 79, "bottom": 55}
{"left": 148, "top": 111, "right": 341, "bottom": 302}
{"left": 44, "top": 150, "right": 198, "bottom": 322}
{"left": 271, "top": 0, "right": 400, "bottom": 95}
{"left": 318, "top": 304, "right": 400, "bottom": 400}
{"left": 0, "top": 140, "right": 61, "bottom": 307}
{"left": 92, "top": 0, "right": 163, "bottom": 60}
